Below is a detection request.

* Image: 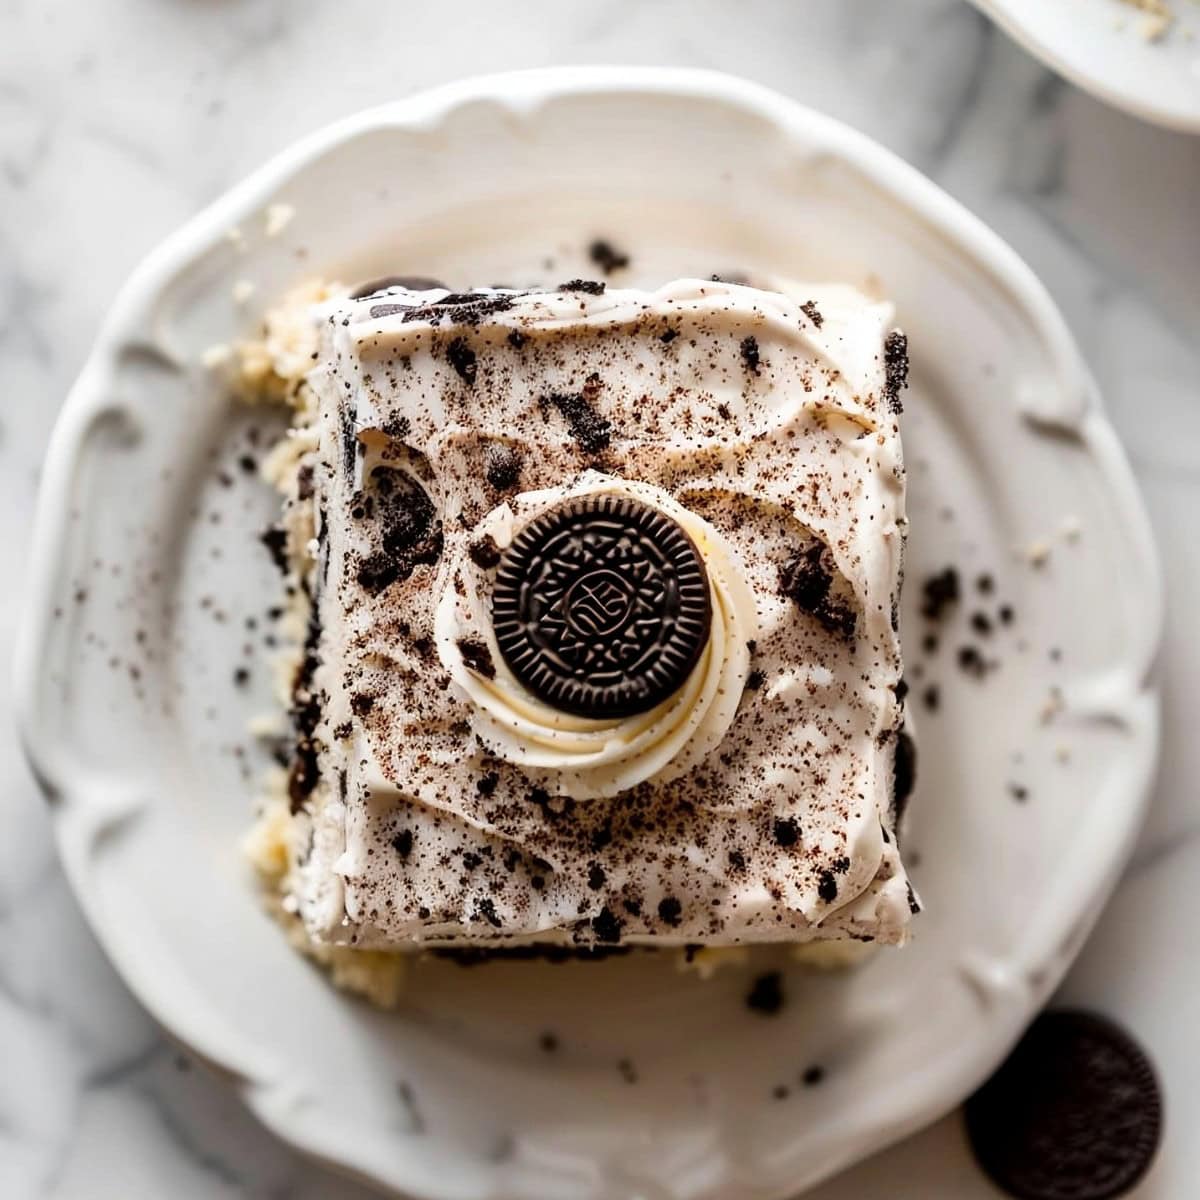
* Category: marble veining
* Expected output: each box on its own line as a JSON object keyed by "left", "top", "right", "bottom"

{"left": 2, "top": 1, "right": 1197, "bottom": 1196}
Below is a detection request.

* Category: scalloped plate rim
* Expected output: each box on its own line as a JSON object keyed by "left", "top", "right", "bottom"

{"left": 15, "top": 66, "right": 1163, "bottom": 1200}
{"left": 969, "top": 0, "right": 1200, "bottom": 133}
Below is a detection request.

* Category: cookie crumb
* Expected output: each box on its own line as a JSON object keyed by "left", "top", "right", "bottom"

{"left": 1024, "top": 539, "right": 1051, "bottom": 567}
{"left": 921, "top": 567, "right": 960, "bottom": 621}
{"left": 587, "top": 239, "right": 630, "bottom": 274}
{"left": 558, "top": 279, "right": 605, "bottom": 296}
{"left": 882, "top": 330, "right": 909, "bottom": 413}
{"left": 264, "top": 202, "right": 295, "bottom": 237}
{"left": 746, "top": 971, "right": 784, "bottom": 1015}
{"left": 739, "top": 335, "right": 761, "bottom": 376}
{"left": 456, "top": 638, "right": 495, "bottom": 679}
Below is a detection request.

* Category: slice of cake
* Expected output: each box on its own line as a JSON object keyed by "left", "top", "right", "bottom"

{"left": 267, "top": 276, "right": 916, "bottom": 954}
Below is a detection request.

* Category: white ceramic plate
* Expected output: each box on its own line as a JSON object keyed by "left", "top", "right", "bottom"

{"left": 17, "top": 68, "right": 1161, "bottom": 1200}
{"left": 971, "top": 0, "right": 1200, "bottom": 132}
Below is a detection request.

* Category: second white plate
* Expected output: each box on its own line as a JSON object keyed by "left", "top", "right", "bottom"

{"left": 17, "top": 68, "right": 1161, "bottom": 1199}
{"left": 972, "top": 0, "right": 1200, "bottom": 131}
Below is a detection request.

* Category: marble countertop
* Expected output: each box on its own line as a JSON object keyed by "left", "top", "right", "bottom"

{"left": 2, "top": 1, "right": 1197, "bottom": 1196}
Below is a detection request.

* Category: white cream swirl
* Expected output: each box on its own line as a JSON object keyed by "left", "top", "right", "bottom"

{"left": 434, "top": 473, "right": 758, "bottom": 799}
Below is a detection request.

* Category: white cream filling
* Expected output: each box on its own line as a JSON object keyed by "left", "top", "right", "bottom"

{"left": 434, "top": 473, "right": 758, "bottom": 799}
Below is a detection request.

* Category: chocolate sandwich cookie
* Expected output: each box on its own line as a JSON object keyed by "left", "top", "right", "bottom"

{"left": 491, "top": 494, "right": 712, "bottom": 718}
{"left": 965, "top": 1009, "right": 1162, "bottom": 1200}
{"left": 348, "top": 275, "right": 447, "bottom": 299}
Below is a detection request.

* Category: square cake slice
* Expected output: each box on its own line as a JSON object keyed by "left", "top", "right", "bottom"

{"left": 288, "top": 277, "right": 916, "bottom": 951}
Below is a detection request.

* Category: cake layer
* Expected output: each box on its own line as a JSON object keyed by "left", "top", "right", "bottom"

{"left": 292, "top": 278, "right": 916, "bottom": 949}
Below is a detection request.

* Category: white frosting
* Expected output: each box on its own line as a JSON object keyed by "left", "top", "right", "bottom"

{"left": 434, "top": 472, "right": 758, "bottom": 799}
{"left": 288, "top": 278, "right": 916, "bottom": 950}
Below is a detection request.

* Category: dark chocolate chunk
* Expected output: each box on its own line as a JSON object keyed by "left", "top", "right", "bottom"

{"left": 817, "top": 870, "right": 839, "bottom": 903}
{"left": 657, "top": 896, "right": 683, "bottom": 927}
{"left": 965, "top": 1010, "right": 1162, "bottom": 1200}
{"left": 492, "top": 494, "right": 712, "bottom": 718}
{"left": 392, "top": 829, "right": 414, "bottom": 859}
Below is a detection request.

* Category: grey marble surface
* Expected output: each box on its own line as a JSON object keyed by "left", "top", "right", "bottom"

{"left": 2, "top": 1, "right": 1198, "bottom": 1197}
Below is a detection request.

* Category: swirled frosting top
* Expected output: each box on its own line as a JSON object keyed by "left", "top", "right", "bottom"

{"left": 294, "top": 278, "right": 916, "bottom": 949}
